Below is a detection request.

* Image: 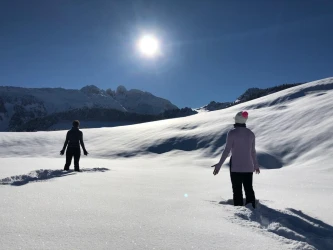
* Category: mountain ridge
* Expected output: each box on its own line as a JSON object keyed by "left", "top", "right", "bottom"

{"left": 199, "top": 82, "right": 305, "bottom": 112}
{"left": 0, "top": 81, "right": 314, "bottom": 131}
{"left": 0, "top": 85, "right": 178, "bottom": 131}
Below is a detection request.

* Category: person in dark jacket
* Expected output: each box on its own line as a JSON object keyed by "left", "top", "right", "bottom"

{"left": 60, "top": 120, "right": 88, "bottom": 171}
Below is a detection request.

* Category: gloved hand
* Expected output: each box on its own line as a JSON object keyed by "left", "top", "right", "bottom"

{"left": 60, "top": 149, "right": 65, "bottom": 155}
{"left": 84, "top": 150, "right": 88, "bottom": 156}
{"left": 211, "top": 163, "right": 222, "bottom": 175}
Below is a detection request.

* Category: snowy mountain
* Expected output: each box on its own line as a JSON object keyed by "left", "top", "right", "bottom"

{"left": 199, "top": 82, "right": 304, "bottom": 112}
{"left": 0, "top": 82, "right": 304, "bottom": 132}
{"left": 235, "top": 83, "right": 303, "bottom": 103}
{"left": 0, "top": 85, "right": 178, "bottom": 131}
{"left": 14, "top": 107, "right": 159, "bottom": 132}
{"left": 0, "top": 77, "right": 333, "bottom": 249}
{"left": 7, "top": 106, "right": 199, "bottom": 132}
{"left": 199, "top": 101, "right": 233, "bottom": 111}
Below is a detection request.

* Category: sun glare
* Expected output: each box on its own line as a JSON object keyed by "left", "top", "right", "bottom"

{"left": 138, "top": 35, "right": 160, "bottom": 57}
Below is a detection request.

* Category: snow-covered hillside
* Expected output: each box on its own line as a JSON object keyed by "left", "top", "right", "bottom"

{"left": 198, "top": 82, "right": 303, "bottom": 112}
{"left": 0, "top": 77, "right": 333, "bottom": 249}
{"left": 0, "top": 85, "right": 178, "bottom": 131}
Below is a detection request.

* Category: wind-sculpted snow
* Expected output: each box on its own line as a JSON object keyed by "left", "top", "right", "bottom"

{"left": 242, "top": 77, "right": 333, "bottom": 110}
{"left": 1, "top": 77, "right": 333, "bottom": 170}
{"left": 217, "top": 199, "right": 333, "bottom": 250}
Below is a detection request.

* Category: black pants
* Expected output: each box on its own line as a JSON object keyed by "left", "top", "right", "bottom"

{"left": 230, "top": 172, "right": 255, "bottom": 207}
{"left": 64, "top": 147, "right": 81, "bottom": 171}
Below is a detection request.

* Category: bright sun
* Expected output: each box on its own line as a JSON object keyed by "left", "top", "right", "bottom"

{"left": 138, "top": 35, "right": 160, "bottom": 57}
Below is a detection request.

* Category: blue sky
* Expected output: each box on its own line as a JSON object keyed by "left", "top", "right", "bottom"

{"left": 1, "top": 0, "right": 333, "bottom": 108}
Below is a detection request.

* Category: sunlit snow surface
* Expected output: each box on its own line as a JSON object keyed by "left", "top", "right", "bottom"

{"left": 1, "top": 78, "right": 333, "bottom": 249}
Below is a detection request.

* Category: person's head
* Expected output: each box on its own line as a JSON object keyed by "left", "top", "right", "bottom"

{"left": 72, "top": 120, "right": 80, "bottom": 128}
{"left": 234, "top": 111, "right": 248, "bottom": 124}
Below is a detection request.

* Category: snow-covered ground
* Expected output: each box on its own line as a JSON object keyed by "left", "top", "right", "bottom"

{"left": 1, "top": 77, "right": 333, "bottom": 250}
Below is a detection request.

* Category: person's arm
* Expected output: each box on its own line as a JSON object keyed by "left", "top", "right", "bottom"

{"left": 212, "top": 132, "right": 233, "bottom": 175}
{"left": 60, "top": 132, "right": 69, "bottom": 155}
{"left": 80, "top": 132, "right": 88, "bottom": 155}
{"left": 252, "top": 136, "right": 260, "bottom": 174}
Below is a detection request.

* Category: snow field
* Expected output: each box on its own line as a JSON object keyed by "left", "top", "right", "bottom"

{"left": 1, "top": 77, "right": 333, "bottom": 249}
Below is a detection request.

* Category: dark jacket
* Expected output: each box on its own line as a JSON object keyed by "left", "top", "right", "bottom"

{"left": 62, "top": 127, "right": 87, "bottom": 151}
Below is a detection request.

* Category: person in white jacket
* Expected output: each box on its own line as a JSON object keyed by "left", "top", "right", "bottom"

{"left": 212, "top": 111, "right": 260, "bottom": 208}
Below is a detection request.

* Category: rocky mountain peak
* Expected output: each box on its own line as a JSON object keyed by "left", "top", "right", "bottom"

{"left": 116, "top": 85, "right": 127, "bottom": 95}
{"left": 80, "top": 85, "right": 101, "bottom": 95}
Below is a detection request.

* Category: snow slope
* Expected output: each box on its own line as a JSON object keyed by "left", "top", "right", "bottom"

{"left": 1, "top": 77, "right": 333, "bottom": 249}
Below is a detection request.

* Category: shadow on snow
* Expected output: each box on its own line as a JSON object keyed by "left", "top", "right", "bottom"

{"left": 147, "top": 133, "right": 228, "bottom": 156}
{"left": 216, "top": 199, "right": 333, "bottom": 250}
{"left": 0, "top": 168, "right": 110, "bottom": 186}
{"left": 117, "top": 133, "right": 283, "bottom": 169}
